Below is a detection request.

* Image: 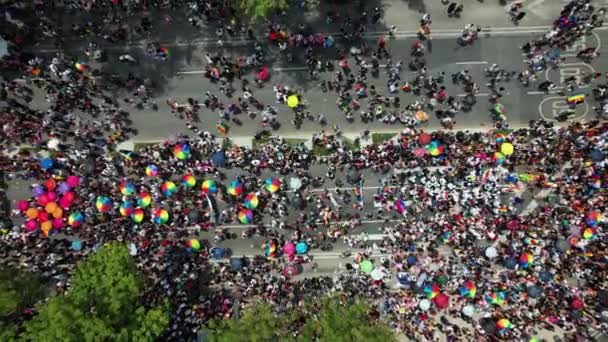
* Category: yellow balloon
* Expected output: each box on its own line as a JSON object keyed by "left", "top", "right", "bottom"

{"left": 287, "top": 95, "right": 299, "bottom": 108}
{"left": 501, "top": 142, "right": 514, "bottom": 156}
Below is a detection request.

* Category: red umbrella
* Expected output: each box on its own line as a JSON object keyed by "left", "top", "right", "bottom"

{"left": 257, "top": 67, "right": 270, "bottom": 81}
{"left": 571, "top": 298, "right": 584, "bottom": 310}
{"left": 418, "top": 133, "right": 432, "bottom": 145}
{"left": 434, "top": 293, "right": 450, "bottom": 309}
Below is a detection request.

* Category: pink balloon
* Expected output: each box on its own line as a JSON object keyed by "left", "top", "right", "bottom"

{"left": 67, "top": 176, "right": 80, "bottom": 187}
{"left": 37, "top": 211, "right": 49, "bottom": 223}
{"left": 24, "top": 220, "right": 39, "bottom": 232}
{"left": 52, "top": 218, "right": 64, "bottom": 229}
{"left": 17, "top": 200, "right": 29, "bottom": 211}
{"left": 37, "top": 193, "right": 50, "bottom": 206}
{"left": 46, "top": 191, "right": 57, "bottom": 202}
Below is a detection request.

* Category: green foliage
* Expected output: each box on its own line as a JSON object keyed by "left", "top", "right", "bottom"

{"left": 237, "top": 0, "right": 290, "bottom": 21}
{"left": 371, "top": 132, "right": 397, "bottom": 145}
{"left": 205, "top": 296, "right": 395, "bottom": 342}
{"left": 0, "top": 267, "right": 45, "bottom": 317}
{"left": 22, "top": 243, "right": 169, "bottom": 341}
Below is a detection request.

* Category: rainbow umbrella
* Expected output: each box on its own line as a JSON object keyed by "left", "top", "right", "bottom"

{"left": 243, "top": 193, "right": 259, "bottom": 210}
{"left": 119, "top": 201, "right": 135, "bottom": 217}
{"left": 118, "top": 181, "right": 136, "bottom": 196}
{"left": 495, "top": 133, "right": 506, "bottom": 143}
{"left": 161, "top": 181, "right": 177, "bottom": 196}
{"left": 496, "top": 318, "right": 513, "bottom": 332}
{"left": 265, "top": 239, "right": 278, "bottom": 258}
{"left": 585, "top": 211, "right": 601, "bottom": 227}
{"left": 172, "top": 143, "right": 191, "bottom": 160}
{"left": 459, "top": 281, "right": 477, "bottom": 298}
{"left": 424, "top": 283, "right": 440, "bottom": 300}
{"left": 96, "top": 196, "right": 112, "bottom": 212}
{"left": 485, "top": 291, "right": 506, "bottom": 305}
{"left": 186, "top": 239, "right": 201, "bottom": 252}
{"left": 492, "top": 151, "right": 506, "bottom": 165}
{"left": 583, "top": 227, "right": 596, "bottom": 240}
{"left": 137, "top": 192, "right": 152, "bottom": 208}
{"left": 238, "top": 209, "right": 253, "bottom": 224}
{"left": 201, "top": 179, "right": 218, "bottom": 194}
{"left": 519, "top": 252, "right": 534, "bottom": 268}
{"left": 227, "top": 180, "right": 244, "bottom": 196}
{"left": 145, "top": 164, "right": 158, "bottom": 177}
{"left": 153, "top": 208, "right": 170, "bottom": 224}
{"left": 181, "top": 174, "right": 196, "bottom": 188}
{"left": 264, "top": 177, "right": 281, "bottom": 193}
{"left": 68, "top": 212, "right": 84, "bottom": 227}
{"left": 425, "top": 140, "right": 444, "bottom": 157}
{"left": 131, "top": 208, "right": 144, "bottom": 223}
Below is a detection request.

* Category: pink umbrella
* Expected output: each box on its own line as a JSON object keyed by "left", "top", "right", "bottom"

{"left": 46, "top": 191, "right": 57, "bottom": 202}
{"left": 283, "top": 265, "right": 300, "bottom": 278}
{"left": 52, "top": 218, "right": 64, "bottom": 229}
{"left": 413, "top": 147, "right": 427, "bottom": 158}
{"left": 59, "top": 197, "right": 73, "bottom": 209}
{"left": 24, "top": 220, "right": 39, "bottom": 232}
{"left": 283, "top": 242, "right": 296, "bottom": 255}
{"left": 571, "top": 298, "right": 584, "bottom": 310}
{"left": 37, "top": 193, "right": 50, "bottom": 206}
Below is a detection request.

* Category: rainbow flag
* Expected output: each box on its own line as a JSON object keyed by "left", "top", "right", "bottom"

{"left": 567, "top": 94, "right": 585, "bottom": 104}
{"left": 216, "top": 122, "right": 228, "bottom": 135}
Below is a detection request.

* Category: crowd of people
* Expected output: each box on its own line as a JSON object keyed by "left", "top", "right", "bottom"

{"left": 1, "top": 0, "right": 608, "bottom": 341}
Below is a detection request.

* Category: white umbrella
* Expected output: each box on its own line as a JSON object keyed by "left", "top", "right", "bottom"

{"left": 485, "top": 246, "right": 497, "bottom": 259}
{"left": 289, "top": 177, "right": 302, "bottom": 190}
{"left": 419, "top": 299, "right": 431, "bottom": 311}
{"left": 47, "top": 138, "right": 60, "bottom": 150}
{"left": 370, "top": 268, "right": 385, "bottom": 280}
{"left": 462, "top": 305, "right": 475, "bottom": 317}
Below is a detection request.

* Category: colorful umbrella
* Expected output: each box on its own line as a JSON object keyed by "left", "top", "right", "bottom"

{"left": 137, "top": 192, "right": 152, "bottom": 208}
{"left": 118, "top": 181, "right": 136, "bottom": 196}
{"left": 583, "top": 227, "right": 596, "bottom": 240}
{"left": 238, "top": 209, "right": 253, "bottom": 224}
{"left": 96, "top": 196, "right": 112, "bottom": 212}
{"left": 424, "top": 283, "right": 440, "bottom": 299}
{"left": 283, "top": 265, "right": 299, "bottom": 278}
{"left": 360, "top": 260, "right": 374, "bottom": 274}
{"left": 153, "top": 208, "right": 170, "bottom": 224}
{"left": 172, "top": 143, "right": 191, "bottom": 160}
{"left": 585, "top": 211, "right": 601, "bottom": 227}
{"left": 496, "top": 318, "right": 513, "bottom": 331}
{"left": 181, "top": 174, "right": 196, "bottom": 188}
{"left": 119, "top": 201, "right": 135, "bottom": 217}
{"left": 186, "top": 239, "right": 201, "bottom": 252}
{"left": 265, "top": 177, "right": 281, "bottom": 193}
{"left": 24, "top": 220, "right": 39, "bottom": 232}
{"left": 131, "top": 208, "right": 144, "bottom": 223}
{"left": 243, "top": 193, "right": 259, "bottom": 209}
{"left": 418, "top": 132, "right": 432, "bottom": 145}
{"left": 161, "top": 181, "right": 177, "bottom": 196}
{"left": 459, "top": 281, "right": 477, "bottom": 298}
{"left": 227, "top": 180, "right": 243, "bottom": 196}
{"left": 495, "top": 132, "right": 506, "bottom": 143}
{"left": 519, "top": 252, "right": 533, "bottom": 268}
{"left": 425, "top": 140, "right": 444, "bottom": 157}
{"left": 493, "top": 151, "right": 506, "bottom": 165}
{"left": 145, "top": 164, "right": 158, "bottom": 177}
{"left": 283, "top": 242, "right": 296, "bottom": 255}
{"left": 265, "top": 239, "right": 277, "bottom": 258}
{"left": 485, "top": 291, "right": 506, "bottom": 305}
{"left": 201, "top": 179, "right": 218, "bottom": 194}
{"left": 68, "top": 212, "right": 84, "bottom": 227}
{"left": 25, "top": 207, "right": 39, "bottom": 219}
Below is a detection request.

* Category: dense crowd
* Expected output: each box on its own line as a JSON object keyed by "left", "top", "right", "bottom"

{"left": 1, "top": 0, "right": 608, "bottom": 341}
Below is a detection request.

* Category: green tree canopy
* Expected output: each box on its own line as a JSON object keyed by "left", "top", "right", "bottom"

{"left": 206, "top": 295, "right": 395, "bottom": 342}
{"left": 236, "top": 0, "right": 290, "bottom": 21}
{"left": 0, "top": 267, "right": 45, "bottom": 318}
{"left": 22, "top": 243, "right": 169, "bottom": 341}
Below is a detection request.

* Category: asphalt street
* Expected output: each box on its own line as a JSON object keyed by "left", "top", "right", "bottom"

{"left": 24, "top": 27, "right": 608, "bottom": 140}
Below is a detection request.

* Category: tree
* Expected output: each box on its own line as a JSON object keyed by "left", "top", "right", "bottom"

{"left": 0, "top": 267, "right": 45, "bottom": 318}
{"left": 205, "top": 295, "right": 395, "bottom": 342}
{"left": 236, "top": 0, "right": 290, "bottom": 21}
{"left": 22, "top": 243, "right": 169, "bottom": 341}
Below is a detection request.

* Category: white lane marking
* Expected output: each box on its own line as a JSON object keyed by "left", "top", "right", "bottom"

{"left": 215, "top": 218, "right": 406, "bottom": 230}
{"left": 209, "top": 252, "right": 389, "bottom": 261}
{"left": 537, "top": 96, "right": 589, "bottom": 121}
{"left": 176, "top": 70, "right": 206, "bottom": 75}
{"left": 455, "top": 61, "right": 488, "bottom": 65}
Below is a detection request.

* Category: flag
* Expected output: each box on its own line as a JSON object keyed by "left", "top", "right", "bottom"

{"left": 567, "top": 94, "right": 585, "bottom": 104}
{"left": 354, "top": 180, "right": 364, "bottom": 208}
{"left": 216, "top": 122, "right": 228, "bottom": 135}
